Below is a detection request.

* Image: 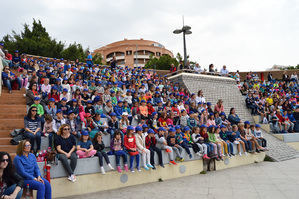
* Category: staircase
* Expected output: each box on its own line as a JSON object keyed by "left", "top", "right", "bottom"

{"left": 0, "top": 87, "right": 26, "bottom": 158}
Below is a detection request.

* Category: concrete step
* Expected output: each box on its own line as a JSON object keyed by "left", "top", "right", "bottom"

{"left": 0, "top": 98, "right": 26, "bottom": 104}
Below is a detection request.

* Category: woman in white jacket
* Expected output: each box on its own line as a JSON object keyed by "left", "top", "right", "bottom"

{"left": 135, "top": 126, "right": 153, "bottom": 170}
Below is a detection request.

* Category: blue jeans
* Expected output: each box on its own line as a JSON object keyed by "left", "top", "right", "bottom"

{"left": 24, "top": 177, "right": 51, "bottom": 199}
{"left": 242, "top": 139, "right": 252, "bottom": 151}
{"left": 226, "top": 141, "right": 234, "bottom": 154}
{"left": 180, "top": 142, "right": 191, "bottom": 155}
{"left": 129, "top": 154, "right": 140, "bottom": 169}
{"left": 3, "top": 184, "right": 23, "bottom": 199}
{"left": 114, "top": 150, "right": 127, "bottom": 166}
{"left": 24, "top": 131, "right": 41, "bottom": 151}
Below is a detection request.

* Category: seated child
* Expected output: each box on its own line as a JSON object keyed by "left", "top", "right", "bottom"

{"left": 230, "top": 125, "right": 246, "bottom": 156}
{"left": 207, "top": 126, "right": 222, "bottom": 160}
{"left": 167, "top": 127, "right": 184, "bottom": 162}
{"left": 155, "top": 127, "right": 177, "bottom": 165}
{"left": 124, "top": 126, "right": 140, "bottom": 172}
{"left": 219, "top": 125, "right": 234, "bottom": 156}
{"left": 135, "top": 126, "right": 153, "bottom": 170}
{"left": 145, "top": 128, "right": 164, "bottom": 169}
{"left": 92, "top": 132, "right": 114, "bottom": 174}
{"left": 191, "top": 126, "right": 210, "bottom": 160}
{"left": 76, "top": 130, "right": 97, "bottom": 158}
{"left": 110, "top": 131, "right": 128, "bottom": 173}
{"left": 253, "top": 124, "right": 267, "bottom": 150}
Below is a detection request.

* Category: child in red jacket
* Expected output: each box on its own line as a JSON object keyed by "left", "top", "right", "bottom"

{"left": 145, "top": 128, "right": 164, "bottom": 169}
{"left": 124, "top": 126, "right": 140, "bottom": 172}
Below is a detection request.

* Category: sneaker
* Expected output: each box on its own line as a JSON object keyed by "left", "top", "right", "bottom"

{"left": 160, "top": 164, "right": 165, "bottom": 168}
{"left": 152, "top": 165, "right": 156, "bottom": 170}
{"left": 165, "top": 148, "right": 171, "bottom": 153}
{"left": 175, "top": 157, "right": 180, "bottom": 161}
{"left": 100, "top": 166, "right": 106, "bottom": 174}
{"left": 189, "top": 154, "right": 193, "bottom": 159}
{"left": 231, "top": 153, "right": 235, "bottom": 156}
{"left": 117, "top": 166, "right": 122, "bottom": 173}
{"left": 130, "top": 168, "right": 135, "bottom": 172}
{"left": 244, "top": 152, "right": 248, "bottom": 156}
{"left": 203, "top": 154, "right": 210, "bottom": 160}
{"left": 169, "top": 160, "right": 177, "bottom": 165}
{"left": 179, "top": 157, "right": 184, "bottom": 162}
{"left": 239, "top": 152, "right": 242, "bottom": 156}
{"left": 124, "top": 164, "right": 129, "bottom": 172}
{"left": 137, "top": 167, "right": 142, "bottom": 172}
{"left": 144, "top": 166, "right": 149, "bottom": 171}
{"left": 196, "top": 152, "right": 201, "bottom": 156}
{"left": 68, "top": 174, "right": 76, "bottom": 182}
{"left": 146, "top": 164, "right": 153, "bottom": 168}
{"left": 108, "top": 163, "right": 114, "bottom": 170}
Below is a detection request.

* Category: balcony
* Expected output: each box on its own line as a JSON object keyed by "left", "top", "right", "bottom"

{"left": 106, "top": 55, "right": 125, "bottom": 62}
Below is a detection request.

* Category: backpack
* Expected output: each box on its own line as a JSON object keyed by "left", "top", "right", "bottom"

{"left": 10, "top": 134, "right": 24, "bottom": 145}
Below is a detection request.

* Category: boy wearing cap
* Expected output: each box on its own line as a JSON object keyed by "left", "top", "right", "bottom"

{"left": 155, "top": 127, "right": 177, "bottom": 165}
{"left": 187, "top": 112, "right": 198, "bottom": 129}
{"left": 31, "top": 97, "right": 44, "bottom": 117}
{"left": 180, "top": 126, "right": 194, "bottom": 159}
{"left": 179, "top": 109, "right": 189, "bottom": 127}
{"left": 58, "top": 98, "right": 69, "bottom": 118}
{"left": 108, "top": 112, "right": 120, "bottom": 138}
{"left": 85, "top": 100, "right": 95, "bottom": 117}
{"left": 167, "top": 128, "right": 184, "bottom": 162}
{"left": 45, "top": 98, "right": 57, "bottom": 118}
{"left": 66, "top": 111, "right": 82, "bottom": 138}
{"left": 253, "top": 124, "right": 267, "bottom": 150}
{"left": 53, "top": 109, "right": 66, "bottom": 133}
{"left": 81, "top": 88, "right": 90, "bottom": 105}
{"left": 135, "top": 126, "right": 153, "bottom": 170}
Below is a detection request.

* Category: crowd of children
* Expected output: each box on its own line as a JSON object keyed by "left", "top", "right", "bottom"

{"left": 0, "top": 50, "right": 269, "bottom": 180}
{"left": 242, "top": 72, "right": 298, "bottom": 133}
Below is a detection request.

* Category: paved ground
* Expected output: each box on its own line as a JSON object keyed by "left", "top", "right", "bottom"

{"left": 64, "top": 158, "right": 299, "bottom": 199}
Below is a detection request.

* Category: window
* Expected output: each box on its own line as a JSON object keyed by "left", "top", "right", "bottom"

{"left": 126, "top": 51, "right": 132, "bottom": 55}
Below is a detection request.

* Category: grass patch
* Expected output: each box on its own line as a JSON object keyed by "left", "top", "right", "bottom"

{"left": 200, "top": 171, "right": 207, "bottom": 174}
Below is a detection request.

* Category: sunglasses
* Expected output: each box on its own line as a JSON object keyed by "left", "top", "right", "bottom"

{"left": 31, "top": 110, "right": 37, "bottom": 112}
{"left": 0, "top": 159, "right": 9, "bottom": 163}
{"left": 63, "top": 128, "right": 70, "bottom": 131}
{"left": 25, "top": 144, "right": 31, "bottom": 147}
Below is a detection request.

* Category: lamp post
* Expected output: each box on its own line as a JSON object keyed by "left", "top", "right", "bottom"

{"left": 173, "top": 25, "right": 192, "bottom": 68}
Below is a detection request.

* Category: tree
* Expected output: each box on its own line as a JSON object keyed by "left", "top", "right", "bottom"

{"left": 92, "top": 53, "right": 104, "bottom": 65}
{"left": 176, "top": 52, "right": 183, "bottom": 62}
{"left": 145, "top": 54, "right": 178, "bottom": 70}
{"left": 1, "top": 19, "right": 87, "bottom": 61}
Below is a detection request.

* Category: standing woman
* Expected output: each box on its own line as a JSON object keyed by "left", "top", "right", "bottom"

{"left": 55, "top": 124, "right": 77, "bottom": 182}
{"left": 13, "top": 141, "right": 51, "bottom": 199}
{"left": 0, "top": 152, "right": 23, "bottom": 199}
{"left": 24, "top": 107, "right": 42, "bottom": 154}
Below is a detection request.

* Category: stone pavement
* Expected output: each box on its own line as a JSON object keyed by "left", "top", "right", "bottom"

{"left": 64, "top": 158, "right": 299, "bottom": 199}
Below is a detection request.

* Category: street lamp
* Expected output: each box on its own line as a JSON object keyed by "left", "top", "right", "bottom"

{"left": 173, "top": 25, "right": 192, "bottom": 68}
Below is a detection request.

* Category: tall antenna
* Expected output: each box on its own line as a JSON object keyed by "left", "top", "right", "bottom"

{"left": 182, "top": 15, "right": 184, "bottom": 26}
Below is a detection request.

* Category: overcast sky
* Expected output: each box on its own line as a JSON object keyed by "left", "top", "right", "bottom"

{"left": 1, "top": 0, "right": 298, "bottom": 71}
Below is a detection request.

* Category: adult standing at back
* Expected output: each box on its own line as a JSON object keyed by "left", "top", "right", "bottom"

{"left": 13, "top": 140, "right": 51, "bottom": 199}
{"left": 110, "top": 56, "right": 116, "bottom": 72}
{"left": 0, "top": 152, "right": 23, "bottom": 199}
{"left": 220, "top": 65, "right": 229, "bottom": 77}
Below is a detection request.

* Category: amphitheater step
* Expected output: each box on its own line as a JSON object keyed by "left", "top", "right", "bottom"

{"left": 0, "top": 145, "right": 17, "bottom": 153}
{"left": 0, "top": 138, "right": 12, "bottom": 145}
{"left": 0, "top": 119, "right": 24, "bottom": 130}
